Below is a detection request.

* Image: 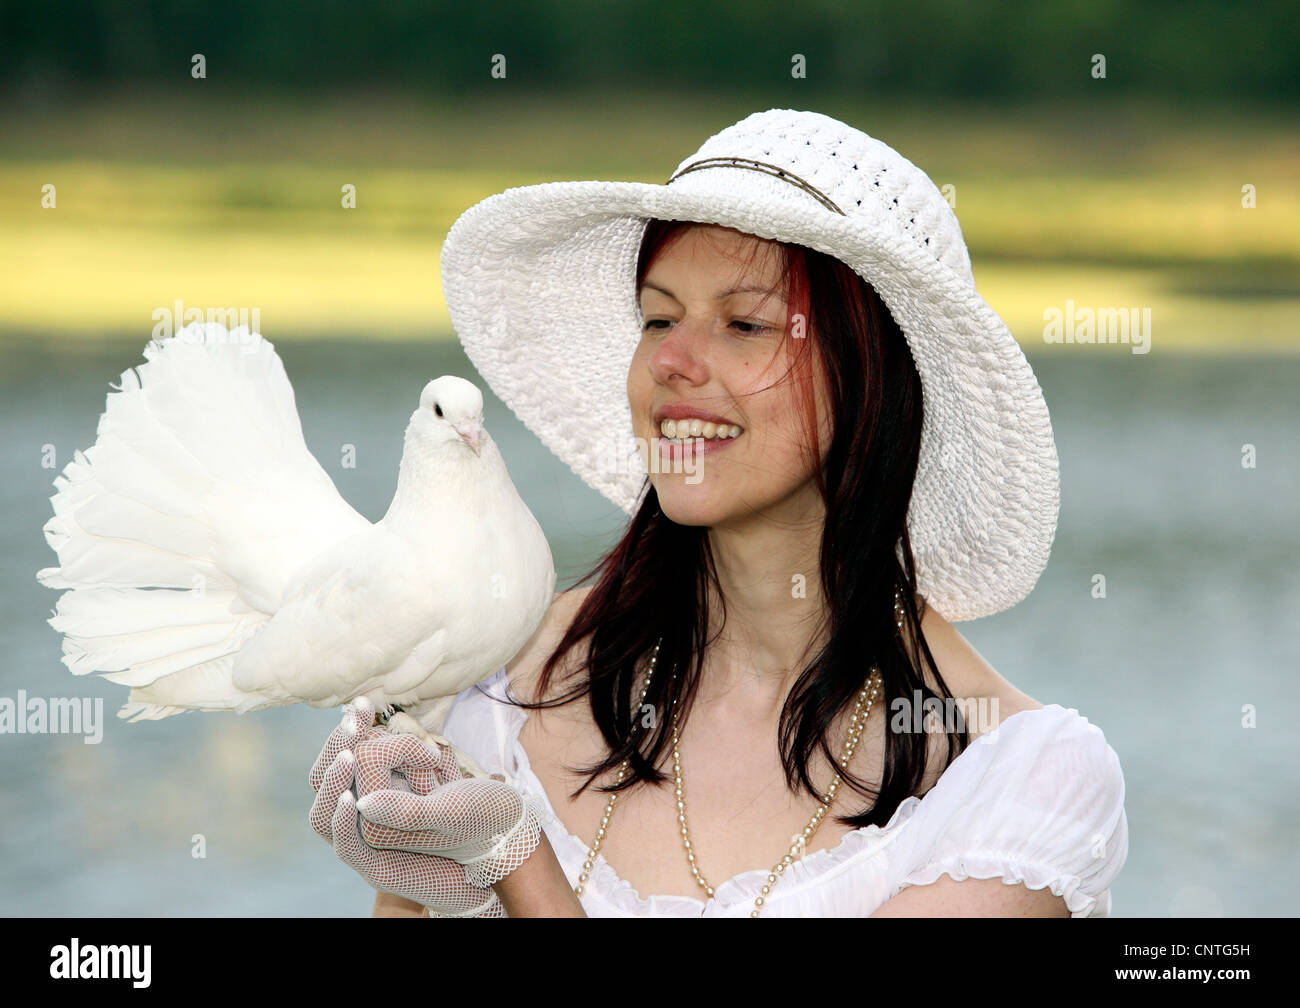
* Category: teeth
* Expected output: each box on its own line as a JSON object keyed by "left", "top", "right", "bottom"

{"left": 658, "top": 418, "right": 743, "bottom": 441}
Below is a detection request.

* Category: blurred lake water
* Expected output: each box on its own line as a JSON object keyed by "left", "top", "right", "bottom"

{"left": 1, "top": 335, "right": 1295, "bottom": 916}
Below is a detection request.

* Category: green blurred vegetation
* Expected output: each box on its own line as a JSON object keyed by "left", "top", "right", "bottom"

{"left": 1, "top": 88, "right": 1295, "bottom": 351}
{"left": 5, "top": 1, "right": 1297, "bottom": 102}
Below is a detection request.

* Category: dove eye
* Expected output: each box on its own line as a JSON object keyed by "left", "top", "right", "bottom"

{"left": 434, "top": 404, "right": 443, "bottom": 418}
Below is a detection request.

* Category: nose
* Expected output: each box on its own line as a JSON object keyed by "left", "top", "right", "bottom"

{"left": 648, "top": 316, "right": 711, "bottom": 385}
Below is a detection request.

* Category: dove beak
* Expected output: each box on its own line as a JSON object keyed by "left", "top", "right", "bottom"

{"left": 455, "top": 421, "right": 482, "bottom": 455}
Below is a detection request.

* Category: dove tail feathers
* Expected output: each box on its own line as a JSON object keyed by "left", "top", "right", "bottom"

{"left": 116, "top": 653, "right": 281, "bottom": 721}
{"left": 36, "top": 322, "right": 370, "bottom": 718}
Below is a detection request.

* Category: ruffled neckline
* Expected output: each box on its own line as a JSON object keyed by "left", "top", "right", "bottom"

{"left": 486, "top": 669, "right": 1071, "bottom": 914}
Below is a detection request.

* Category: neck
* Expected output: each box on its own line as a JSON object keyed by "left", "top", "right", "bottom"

{"left": 382, "top": 433, "right": 490, "bottom": 538}
{"left": 696, "top": 498, "right": 829, "bottom": 714}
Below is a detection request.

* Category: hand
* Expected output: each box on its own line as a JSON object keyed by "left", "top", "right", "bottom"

{"left": 352, "top": 735, "right": 545, "bottom": 890}
{"left": 308, "top": 697, "right": 389, "bottom": 833}
{"left": 308, "top": 697, "right": 508, "bottom": 916}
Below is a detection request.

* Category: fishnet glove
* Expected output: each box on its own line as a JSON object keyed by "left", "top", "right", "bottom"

{"left": 353, "top": 732, "right": 546, "bottom": 889}
{"left": 308, "top": 697, "right": 508, "bottom": 917}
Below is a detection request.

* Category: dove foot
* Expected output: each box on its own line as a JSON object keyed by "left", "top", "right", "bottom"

{"left": 384, "top": 711, "right": 494, "bottom": 781}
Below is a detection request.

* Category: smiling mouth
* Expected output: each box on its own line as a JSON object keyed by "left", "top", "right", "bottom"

{"left": 656, "top": 418, "right": 744, "bottom": 442}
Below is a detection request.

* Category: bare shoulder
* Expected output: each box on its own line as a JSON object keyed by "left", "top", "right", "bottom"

{"left": 912, "top": 596, "right": 1044, "bottom": 739}
{"left": 504, "top": 584, "right": 597, "bottom": 707}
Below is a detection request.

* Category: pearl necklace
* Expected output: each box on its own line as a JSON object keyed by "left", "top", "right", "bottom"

{"left": 574, "top": 590, "right": 904, "bottom": 917}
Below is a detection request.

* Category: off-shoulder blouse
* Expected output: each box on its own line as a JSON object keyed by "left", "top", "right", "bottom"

{"left": 442, "top": 667, "right": 1129, "bottom": 917}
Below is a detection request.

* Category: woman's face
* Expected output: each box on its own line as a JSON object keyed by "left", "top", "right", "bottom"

{"left": 628, "top": 224, "right": 833, "bottom": 528}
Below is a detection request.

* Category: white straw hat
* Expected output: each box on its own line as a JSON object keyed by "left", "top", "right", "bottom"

{"left": 439, "top": 108, "right": 1059, "bottom": 622}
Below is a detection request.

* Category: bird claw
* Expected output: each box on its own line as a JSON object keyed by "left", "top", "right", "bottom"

{"left": 382, "top": 710, "right": 493, "bottom": 781}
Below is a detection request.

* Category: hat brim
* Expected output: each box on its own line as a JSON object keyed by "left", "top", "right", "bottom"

{"left": 440, "top": 179, "right": 1058, "bottom": 622}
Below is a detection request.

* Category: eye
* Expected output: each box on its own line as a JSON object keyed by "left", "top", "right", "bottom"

{"left": 434, "top": 403, "right": 443, "bottom": 417}
{"left": 642, "top": 318, "right": 770, "bottom": 335}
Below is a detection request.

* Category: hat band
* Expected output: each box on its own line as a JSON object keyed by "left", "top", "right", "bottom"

{"left": 666, "top": 156, "right": 846, "bottom": 216}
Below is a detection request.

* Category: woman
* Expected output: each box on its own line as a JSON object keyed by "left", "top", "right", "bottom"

{"left": 309, "top": 109, "right": 1128, "bottom": 917}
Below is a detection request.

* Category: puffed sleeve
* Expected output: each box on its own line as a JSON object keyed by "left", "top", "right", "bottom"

{"left": 885, "top": 705, "right": 1128, "bottom": 917}
{"left": 438, "top": 667, "right": 513, "bottom": 779}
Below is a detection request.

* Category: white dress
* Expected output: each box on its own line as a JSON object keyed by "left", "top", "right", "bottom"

{"left": 442, "top": 667, "right": 1129, "bottom": 918}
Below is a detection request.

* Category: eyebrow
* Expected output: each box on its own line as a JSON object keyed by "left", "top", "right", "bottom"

{"left": 640, "top": 281, "right": 786, "bottom": 302}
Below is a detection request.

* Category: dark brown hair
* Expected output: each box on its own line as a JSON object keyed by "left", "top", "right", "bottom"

{"left": 498, "top": 218, "right": 970, "bottom": 829}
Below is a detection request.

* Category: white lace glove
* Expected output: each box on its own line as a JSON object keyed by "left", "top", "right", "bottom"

{"left": 309, "top": 697, "right": 532, "bottom": 917}
{"left": 351, "top": 734, "right": 547, "bottom": 890}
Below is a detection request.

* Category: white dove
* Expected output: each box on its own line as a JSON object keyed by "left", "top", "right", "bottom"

{"left": 36, "top": 321, "right": 556, "bottom": 779}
